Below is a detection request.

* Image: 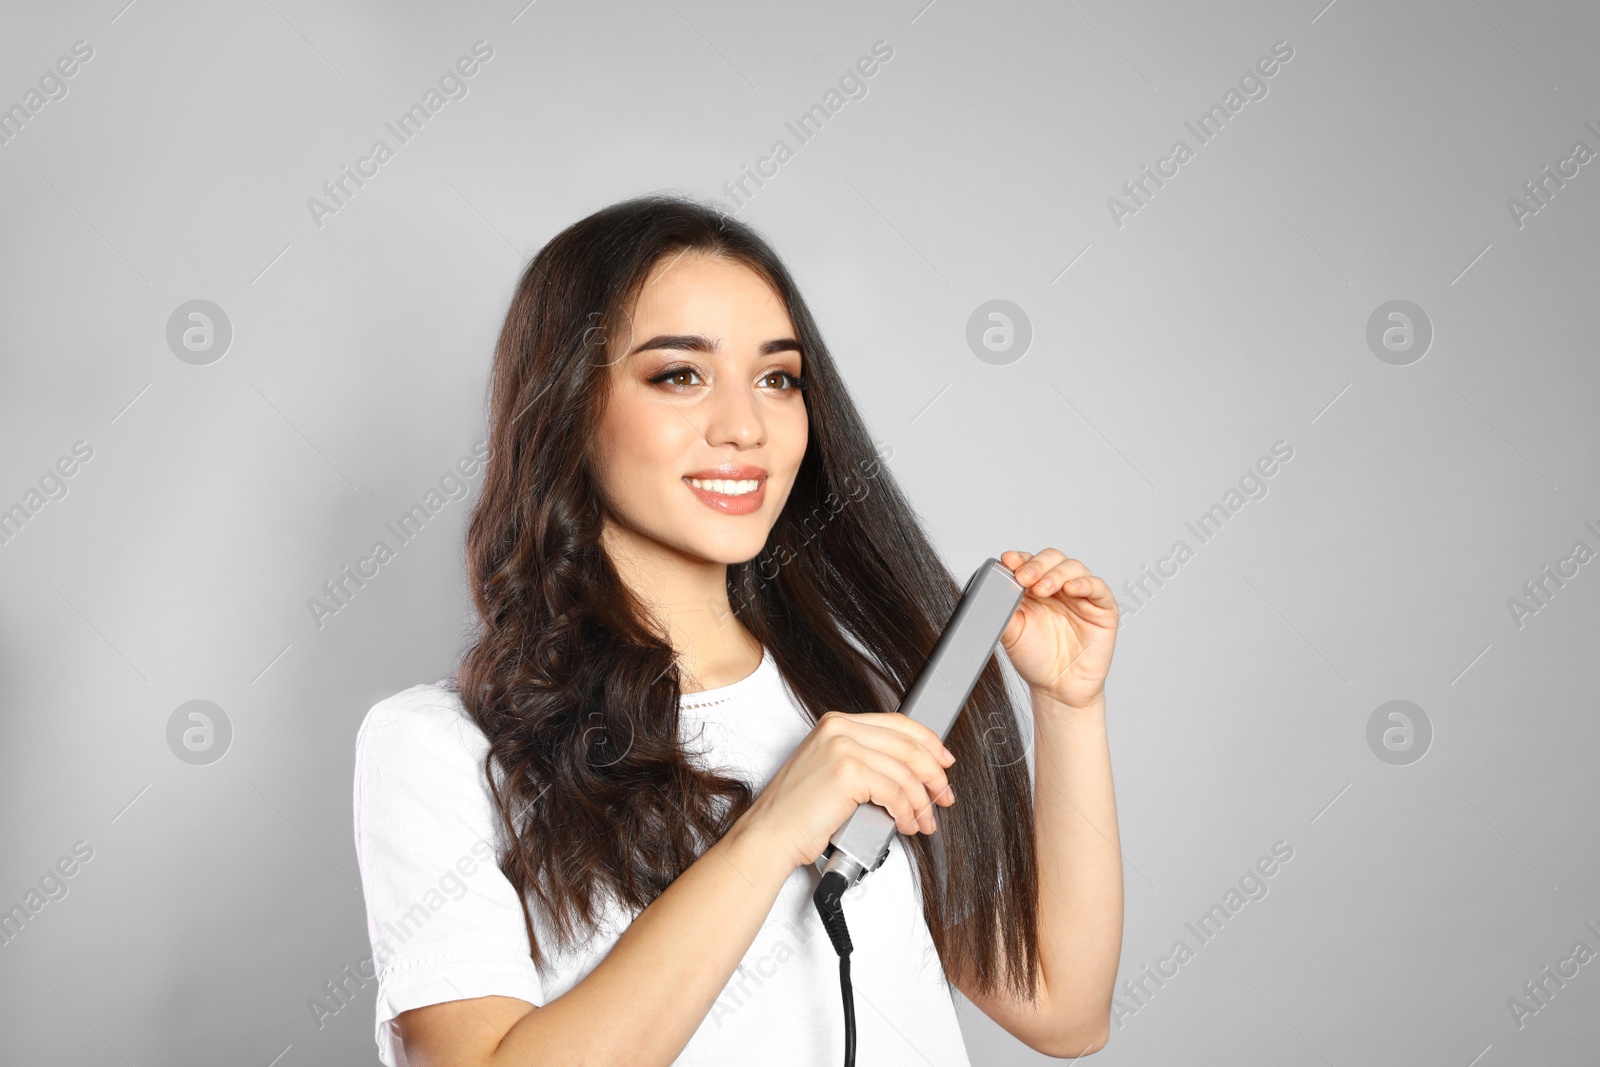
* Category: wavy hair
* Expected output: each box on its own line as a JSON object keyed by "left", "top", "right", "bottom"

{"left": 443, "top": 192, "right": 1039, "bottom": 1002}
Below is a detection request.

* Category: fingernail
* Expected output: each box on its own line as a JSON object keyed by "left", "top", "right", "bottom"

{"left": 941, "top": 746, "right": 955, "bottom": 763}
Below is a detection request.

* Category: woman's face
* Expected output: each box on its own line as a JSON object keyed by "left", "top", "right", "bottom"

{"left": 593, "top": 250, "right": 809, "bottom": 569}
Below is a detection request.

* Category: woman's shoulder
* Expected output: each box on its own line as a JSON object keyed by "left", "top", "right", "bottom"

{"left": 355, "top": 680, "right": 489, "bottom": 770}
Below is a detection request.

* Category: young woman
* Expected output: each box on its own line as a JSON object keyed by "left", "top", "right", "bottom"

{"left": 352, "top": 194, "right": 1123, "bottom": 1066}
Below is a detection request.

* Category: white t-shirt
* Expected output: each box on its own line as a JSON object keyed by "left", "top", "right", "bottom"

{"left": 352, "top": 645, "right": 973, "bottom": 1066}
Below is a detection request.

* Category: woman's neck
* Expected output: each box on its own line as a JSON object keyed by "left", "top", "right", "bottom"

{"left": 601, "top": 527, "right": 764, "bottom": 694}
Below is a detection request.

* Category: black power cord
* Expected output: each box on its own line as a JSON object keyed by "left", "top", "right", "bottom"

{"left": 813, "top": 869, "right": 857, "bottom": 1067}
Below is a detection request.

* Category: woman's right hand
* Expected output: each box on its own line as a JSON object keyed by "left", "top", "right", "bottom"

{"left": 738, "top": 709, "right": 957, "bottom": 871}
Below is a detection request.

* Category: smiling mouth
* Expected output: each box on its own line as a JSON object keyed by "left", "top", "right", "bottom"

{"left": 682, "top": 475, "right": 767, "bottom": 514}
{"left": 683, "top": 476, "right": 762, "bottom": 496}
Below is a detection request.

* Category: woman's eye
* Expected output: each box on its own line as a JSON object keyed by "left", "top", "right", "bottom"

{"left": 649, "top": 365, "right": 701, "bottom": 389}
{"left": 763, "top": 370, "right": 807, "bottom": 391}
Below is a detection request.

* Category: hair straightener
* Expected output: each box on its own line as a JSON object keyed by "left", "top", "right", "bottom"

{"left": 811, "top": 557, "right": 1025, "bottom": 1067}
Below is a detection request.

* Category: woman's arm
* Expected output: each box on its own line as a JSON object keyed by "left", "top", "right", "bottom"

{"left": 397, "top": 813, "right": 794, "bottom": 1067}
{"left": 954, "top": 549, "right": 1123, "bottom": 1056}
{"left": 955, "top": 690, "right": 1121, "bottom": 1056}
{"left": 397, "top": 697, "right": 960, "bottom": 1067}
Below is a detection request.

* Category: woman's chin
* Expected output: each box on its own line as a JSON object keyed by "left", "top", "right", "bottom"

{"left": 697, "top": 537, "right": 776, "bottom": 567}
{"left": 668, "top": 522, "right": 774, "bottom": 565}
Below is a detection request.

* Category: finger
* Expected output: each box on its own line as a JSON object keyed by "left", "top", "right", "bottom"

{"left": 845, "top": 720, "right": 953, "bottom": 811}
{"left": 824, "top": 711, "right": 958, "bottom": 817}
{"left": 846, "top": 742, "right": 944, "bottom": 833}
{"left": 851, "top": 709, "right": 955, "bottom": 769}
{"left": 832, "top": 730, "right": 949, "bottom": 832}
{"left": 1012, "top": 547, "right": 1067, "bottom": 585}
{"left": 1064, "top": 573, "right": 1117, "bottom": 610}
{"left": 1031, "top": 559, "right": 1090, "bottom": 597}
{"left": 826, "top": 734, "right": 929, "bottom": 835}
{"left": 825, "top": 708, "right": 952, "bottom": 767}
{"left": 1001, "top": 601, "right": 1027, "bottom": 649}
{"left": 1000, "top": 550, "right": 1036, "bottom": 572}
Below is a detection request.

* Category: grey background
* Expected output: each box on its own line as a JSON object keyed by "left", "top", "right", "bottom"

{"left": 2, "top": 0, "right": 1596, "bottom": 1063}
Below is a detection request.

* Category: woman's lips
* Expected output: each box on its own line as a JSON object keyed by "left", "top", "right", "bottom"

{"left": 683, "top": 477, "right": 766, "bottom": 515}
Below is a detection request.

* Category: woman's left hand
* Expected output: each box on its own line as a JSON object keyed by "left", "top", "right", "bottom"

{"left": 997, "top": 548, "right": 1118, "bottom": 710}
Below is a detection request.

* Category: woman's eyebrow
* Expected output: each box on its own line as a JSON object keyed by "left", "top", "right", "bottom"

{"left": 627, "top": 334, "right": 802, "bottom": 357}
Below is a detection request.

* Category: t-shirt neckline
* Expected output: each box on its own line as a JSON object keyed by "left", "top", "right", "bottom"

{"left": 679, "top": 645, "right": 773, "bottom": 707}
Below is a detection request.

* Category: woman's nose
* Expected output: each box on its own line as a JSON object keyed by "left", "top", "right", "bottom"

{"left": 701, "top": 382, "right": 765, "bottom": 448}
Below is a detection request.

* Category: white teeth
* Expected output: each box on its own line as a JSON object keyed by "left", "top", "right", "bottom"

{"left": 686, "top": 477, "right": 760, "bottom": 496}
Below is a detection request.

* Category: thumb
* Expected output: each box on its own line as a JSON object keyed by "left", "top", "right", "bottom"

{"left": 999, "top": 602, "right": 1028, "bottom": 651}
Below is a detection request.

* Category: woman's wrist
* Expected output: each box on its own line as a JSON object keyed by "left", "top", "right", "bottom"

{"left": 1031, "top": 683, "right": 1107, "bottom": 723}
{"left": 720, "top": 811, "right": 799, "bottom": 887}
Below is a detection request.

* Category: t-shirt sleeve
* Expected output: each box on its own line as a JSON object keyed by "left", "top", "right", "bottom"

{"left": 352, "top": 687, "right": 546, "bottom": 1066}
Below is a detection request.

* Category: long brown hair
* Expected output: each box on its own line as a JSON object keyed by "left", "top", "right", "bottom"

{"left": 444, "top": 192, "right": 1039, "bottom": 1002}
